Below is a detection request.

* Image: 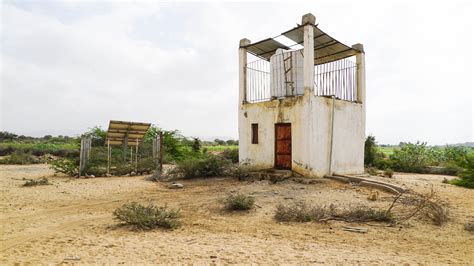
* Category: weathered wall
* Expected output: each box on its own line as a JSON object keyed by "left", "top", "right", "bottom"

{"left": 238, "top": 92, "right": 364, "bottom": 177}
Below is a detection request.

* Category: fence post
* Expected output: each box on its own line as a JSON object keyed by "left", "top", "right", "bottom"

{"left": 159, "top": 131, "right": 163, "bottom": 172}
{"left": 107, "top": 139, "right": 110, "bottom": 175}
{"left": 135, "top": 138, "right": 138, "bottom": 173}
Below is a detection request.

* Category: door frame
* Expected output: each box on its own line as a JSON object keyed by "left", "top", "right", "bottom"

{"left": 274, "top": 123, "right": 292, "bottom": 170}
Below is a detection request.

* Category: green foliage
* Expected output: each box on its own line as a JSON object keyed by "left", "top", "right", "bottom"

{"left": 450, "top": 153, "right": 474, "bottom": 188}
{"left": 0, "top": 150, "right": 40, "bottom": 165}
{"left": 49, "top": 158, "right": 78, "bottom": 176}
{"left": 221, "top": 148, "right": 239, "bottom": 163}
{"left": 384, "top": 168, "right": 394, "bottom": 178}
{"left": 172, "top": 154, "right": 232, "bottom": 179}
{"left": 23, "top": 177, "right": 50, "bottom": 187}
{"left": 192, "top": 138, "right": 201, "bottom": 153}
{"left": 364, "top": 135, "right": 378, "bottom": 166}
{"left": 83, "top": 126, "right": 107, "bottom": 146}
{"left": 113, "top": 202, "right": 180, "bottom": 230}
{"left": 224, "top": 193, "right": 255, "bottom": 211}
{"left": 390, "top": 142, "right": 433, "bottom": 173}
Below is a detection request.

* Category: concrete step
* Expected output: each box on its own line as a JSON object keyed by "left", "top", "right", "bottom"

{"left": 247, "top": 169, "right": 293, "bottom": 183}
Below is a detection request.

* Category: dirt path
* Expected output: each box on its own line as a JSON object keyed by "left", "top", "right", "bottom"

{"left": 1, "top": 164, "right": 473, "bottom": 263}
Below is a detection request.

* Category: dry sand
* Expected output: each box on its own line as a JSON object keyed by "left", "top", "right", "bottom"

{"left": 1, "top": 164, "right": 473, "bottom": 264}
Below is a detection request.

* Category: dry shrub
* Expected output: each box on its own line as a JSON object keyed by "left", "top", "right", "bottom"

{"left": 275, "top": 202, "right": 334, "bottom": 222}
{"left": 22, "top": 177, "right": 50, "bottom": 187}
{"left": 274, "top": 202, "right": 392, "bottom": 223}
{"left": 336, "top": 206, "right": 393, "bottom": 222}
{"left": 224, "top": 193, "right": 255, "bottom": 211}
{"left": 389, "top": 188, "right": 449, "bottom": 226}
{"left": 113, "top": 202, "right": 180, "bottom": 230}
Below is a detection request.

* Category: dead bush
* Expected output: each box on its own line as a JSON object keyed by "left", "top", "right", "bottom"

{"left": 387, "top": 188, "right": 449, "bottom": 226}
{"left": 224, "top": 193, "right": 255, "bottom": 211}
{"left": 22, "top": 177, "right": 50, "bottom": 187}
{"left": 113, "top": 202, "right": 180, "bottom": 230}
{"left": 335, "top": 206, "right": 394, "bottom": 222}
{"left": 275, "top": 202, "right": 393, "bottom": 223}
{"left": 275, "top": 202, "right": 334, "bottom": 222}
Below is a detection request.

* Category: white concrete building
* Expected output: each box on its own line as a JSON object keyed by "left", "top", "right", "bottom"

{"left": 238, "top": 13, "right": 366, "bottom": 177}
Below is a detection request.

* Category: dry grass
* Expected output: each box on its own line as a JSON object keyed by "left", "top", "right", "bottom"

{"left": 274, "top": 202, "right": 393, "bottom": 223}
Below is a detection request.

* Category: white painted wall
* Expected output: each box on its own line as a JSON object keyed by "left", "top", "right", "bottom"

{"left": 238, "top": 92, "right": 364, "bottom": 177}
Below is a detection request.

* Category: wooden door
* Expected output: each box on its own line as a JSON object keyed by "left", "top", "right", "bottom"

{"left": 275, "top": 123, "right": 292, "bottom": 169}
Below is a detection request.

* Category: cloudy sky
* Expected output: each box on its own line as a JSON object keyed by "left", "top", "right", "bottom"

{"left": 1, "top": 0, "right": 473, "bottom": 144}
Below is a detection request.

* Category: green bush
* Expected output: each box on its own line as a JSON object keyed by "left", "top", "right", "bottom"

{"left": 384, "top": 168, "right": 394, "bottom": 178}
{"left": 222, "top": 148, "right": 239, "bottom": 163}
{"left": 364, "top": 135, "right": 378, "bottom": 166}
{"left": 49, "top": 158, "right": 78, "bottom": 176}
{"left": 113, "top": 202, "right": 180, "bottom": 230}
{"left": 450, "top": 153, "right": 474, "bottom": 188}
{"left": 390, "top": 142, "right": 433, "bottom": 173}
{"left": 172, "top": 154, "right": 232, "bottom": 179}
{"left": 23, "top": 177, "right": 50, "bottom": 187}
{"left": 224, "top": 193, "right": 255, "bottom": 211}
{"left": 0, "top": 150, "right": 40, "bottom": 165}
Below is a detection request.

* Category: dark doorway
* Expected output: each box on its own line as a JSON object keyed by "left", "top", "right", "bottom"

{"left": 275, "top": 123, "right": 292, "bottom": 169}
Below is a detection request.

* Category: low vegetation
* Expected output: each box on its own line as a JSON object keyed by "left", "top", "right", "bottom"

{"left": 0, "top": 150, "right": 40, "bottom": 165}
{"left": 22, "top": 177, "right": 50, "bottom": 187}
{"left": 224, "top": 193, "right": 255, "bottom": 211}
{"left": 170, "top": 154, "right": 232, "bottom": 179}
{"left": 275, "top": 202, "right": 393, "bottom": 223}
{"left": 113, "top": 202, "right": 181, "bottom": 230}
{"left": 364, "top": 135, "right": 473, "bottom": 188}
{"left": 275, "top": 188, "right": 449, "bottom": 226}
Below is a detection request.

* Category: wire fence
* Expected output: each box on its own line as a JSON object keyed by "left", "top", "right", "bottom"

{"left": 245, "top": 52, "right": 358, "bottom": 103}
{"left": 314, "top": 57, "right": 357, "bottom": 102}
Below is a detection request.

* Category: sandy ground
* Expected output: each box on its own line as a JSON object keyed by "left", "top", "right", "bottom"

{"left": 0, "top": 164, "right": 473, "bottom": 264}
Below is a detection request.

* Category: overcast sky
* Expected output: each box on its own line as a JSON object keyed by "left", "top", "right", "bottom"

{"left": 1, "top": 0, "right": 473, "bottom": 144}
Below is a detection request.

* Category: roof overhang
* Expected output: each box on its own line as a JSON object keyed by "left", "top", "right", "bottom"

{"left": 106, "top": 120, "right": 151, "bottom": 146}
{"left": 242, "top": 23, "right": 360, "bottom": 65}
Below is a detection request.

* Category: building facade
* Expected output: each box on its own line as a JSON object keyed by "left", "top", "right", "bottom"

{"left": 238, "top": 13, "right": 366, "bottom": 177}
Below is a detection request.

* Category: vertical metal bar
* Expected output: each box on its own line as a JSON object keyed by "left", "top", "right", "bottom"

{"left": 135, "top": 138, "right": 138, "bottom": 173}
{"left": 159, "top": 131, "right": 163, "bottom": 171}
{"left": 107, "top": 139, "right": 110, "bottom": 175}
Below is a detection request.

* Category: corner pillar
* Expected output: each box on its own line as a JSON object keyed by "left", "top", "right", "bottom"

{"left": 239, "top": 39, "right": 251, "bottom": 105}
{"left": 353, "top": 43, "right": 365, "bottom": 104}
{"left": 302, "top": 13, "right": 315, "bottom": 92}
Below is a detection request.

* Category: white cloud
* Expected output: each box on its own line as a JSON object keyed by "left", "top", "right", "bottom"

{"left": 1, "top": 0, "right": 472, "bottom": 144}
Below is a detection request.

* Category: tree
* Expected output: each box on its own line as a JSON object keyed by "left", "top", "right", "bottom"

{"left": 364, "top": 135, "right": 378, "bottom": 166}
{"left": 192, "top": 138, "right": 201, "bottom": 153}
{"left": 214, "top": 139, "right": 226, "bottom": 145}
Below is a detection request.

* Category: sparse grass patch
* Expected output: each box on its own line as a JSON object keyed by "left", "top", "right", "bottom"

{"left": 275, "top": 202, "right": 333, "bottom": 222}
{"left": 275, "top": 202, "right": 393, "bottom": 223}
{"left": 113, "top": 202, "right": 180, "bottom": 230}
{"left": 224, "top": 193, "right": 255, "bottom": 211}
{"left": 22, "top": 177, "right": 50, "bottom": 187}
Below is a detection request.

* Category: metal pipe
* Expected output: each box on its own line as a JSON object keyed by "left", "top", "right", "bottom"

{"left": 328, "top": 95, "right": 336, "bottom": 175}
